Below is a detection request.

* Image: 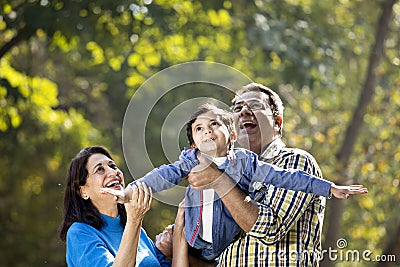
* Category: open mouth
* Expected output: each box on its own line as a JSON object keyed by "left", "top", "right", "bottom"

{"left": 202, "top": 137, "right": 216, "bottom": 143}
{"left": 240, "top": 120, "right": 257, "bottom": 130}
{"left": 104, "top": 179, "right": 123, "bottom": 189}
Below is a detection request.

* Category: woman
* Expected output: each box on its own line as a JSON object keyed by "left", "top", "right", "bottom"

{"left": 59, "top": 146, "right": 172, "bottom": 266}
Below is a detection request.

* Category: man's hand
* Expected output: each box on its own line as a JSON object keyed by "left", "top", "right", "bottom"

{"left": 155, "top": 225, "right": 174, "bottom": 261}
{"left": 330, "top": 184, "right": 368, "bottom": 199}
{"left": 187, "top": 154, "right": 223, "bottom": 190}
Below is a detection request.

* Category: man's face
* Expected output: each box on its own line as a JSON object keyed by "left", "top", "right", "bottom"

{"left": 232, "top": 91, "right": 276, "bottom": 154}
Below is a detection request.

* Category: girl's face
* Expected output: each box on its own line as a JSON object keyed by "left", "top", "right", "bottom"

{"left": 80, "top": 153, "right": 125, "bottom": 217}
{"left": 191, "top": 111, "right": 234, "bottom": 157}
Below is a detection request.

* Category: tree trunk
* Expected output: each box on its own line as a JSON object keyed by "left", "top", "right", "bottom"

{"left": 375, "top": 219, "right": 400, "bottom": 266}
{"left": 321, "top": 0, "right": 398, "bottom": 266}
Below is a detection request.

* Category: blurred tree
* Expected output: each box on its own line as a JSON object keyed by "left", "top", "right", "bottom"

{"left": 322, "top": 1, "right": 398, "bottom": 267}
{"left": 0, "top": 58, "right": 103, "bottom": 265}
{"left": 0, "top": 0, "right": 399, "bottom": 266}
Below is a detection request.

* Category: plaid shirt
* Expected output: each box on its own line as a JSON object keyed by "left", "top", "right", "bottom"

{"left": 218, "top": 138, "right": 326, "bottom": 266}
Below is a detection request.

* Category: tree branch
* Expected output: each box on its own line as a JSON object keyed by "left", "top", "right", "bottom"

{"left": 0, "top": 30, "right": 31, "bottom": 60}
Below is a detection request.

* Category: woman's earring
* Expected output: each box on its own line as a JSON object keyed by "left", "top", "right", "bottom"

{"left": 82, "top": 192, "right": 89, "bottom": 200}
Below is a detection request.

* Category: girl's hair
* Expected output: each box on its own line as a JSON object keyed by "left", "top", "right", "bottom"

{"left": 186, "top": 103, "right": 235, "bottom": 148}
{"left": 59, "top": 146, "right": 127, "bottom": 242}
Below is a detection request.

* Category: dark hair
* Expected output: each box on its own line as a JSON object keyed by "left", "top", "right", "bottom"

{"left": 233, "top": 82, "right": 284, "bottom": 135}
{"left": 186, "top": 103, "right": 235, "bottom": 148}
{"left": 59, "top": 146, "right": 127, "bottom": 242}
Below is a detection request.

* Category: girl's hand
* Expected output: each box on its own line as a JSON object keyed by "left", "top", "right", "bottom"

{"left": 100, "top": 185, "right": 133, "bottom": 203}
{"left": 330, "top": 184, "right": 368, "bottom": 199}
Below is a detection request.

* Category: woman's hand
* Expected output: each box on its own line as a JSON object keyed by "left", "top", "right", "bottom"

{"left": 125, "top": 182, "right": 152, "bottom": 223}
{"left": 112, "top": 182, "right": 152, "bottom": 267}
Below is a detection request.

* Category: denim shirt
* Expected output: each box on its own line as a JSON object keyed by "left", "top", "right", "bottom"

{"left": 132, "top": 148, "right": 332, "bottom": 260}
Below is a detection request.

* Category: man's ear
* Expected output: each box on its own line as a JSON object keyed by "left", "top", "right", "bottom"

{"left": 274, "top": 115, "right": 283, "bottom": 131}
{"left": 275, "top": 115, "right": 283, "bottom": 127}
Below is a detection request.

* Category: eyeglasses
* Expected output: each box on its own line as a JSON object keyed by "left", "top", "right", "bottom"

{"left": 231, "top": 100, "right": 272, "bottom": 114}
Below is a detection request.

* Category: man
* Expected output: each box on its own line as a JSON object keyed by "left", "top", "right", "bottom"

{"left": 187, "top": 82, "right": 326, "bottom": 266}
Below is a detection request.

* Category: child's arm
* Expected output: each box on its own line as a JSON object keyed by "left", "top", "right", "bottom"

{"left": 101, "top": 148, "right": 199, "bottom": 203}
{"left": 248, "top": 152, "right": 367, "bottom": 199}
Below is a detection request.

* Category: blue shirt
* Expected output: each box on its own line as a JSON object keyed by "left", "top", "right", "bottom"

{"left": 132, "top": 147, "right": 333, "bottom": 260}
{"left": 66, "top": 214, "right": 170, "bottom": 267}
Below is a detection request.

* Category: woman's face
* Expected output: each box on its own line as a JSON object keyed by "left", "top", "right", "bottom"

{"left": 80, "top": 153, "right": 125, "bottom": 217}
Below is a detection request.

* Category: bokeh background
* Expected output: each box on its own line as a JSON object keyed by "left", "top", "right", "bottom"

{"left": 0, "top": 0, "right": 399, "bottom": 266}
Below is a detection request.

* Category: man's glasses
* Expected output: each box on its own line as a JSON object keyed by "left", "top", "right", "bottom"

{"left": 231, "top": 100, "right": 272, "bottom": 114}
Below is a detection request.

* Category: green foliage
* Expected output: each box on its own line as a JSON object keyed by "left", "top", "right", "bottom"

{"left": 0, "top": 0, "right": 399, "bottom": 265}
{"left": 0, "top": 56, "right": 105, "bottom": 265}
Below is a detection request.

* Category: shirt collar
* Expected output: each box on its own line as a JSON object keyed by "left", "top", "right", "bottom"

{"left": 260, "top": 138, "right": 286, "bottom": 160}
{"left": 101, "top": 214, "right": 123, "bottom": 232}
